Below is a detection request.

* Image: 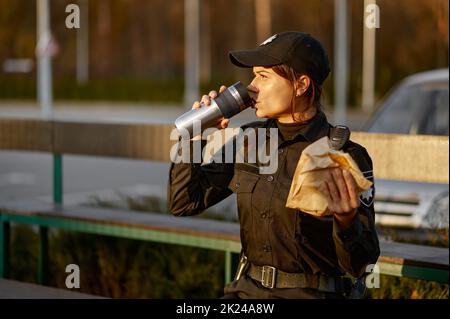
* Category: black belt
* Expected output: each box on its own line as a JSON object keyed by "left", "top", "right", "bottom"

{"left": 247, "top": 263, "right": 352, "bottom": 293}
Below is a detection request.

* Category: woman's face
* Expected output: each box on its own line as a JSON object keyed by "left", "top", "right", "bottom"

{"left": 248, "top": 66, "right": 294, "bottom": 122}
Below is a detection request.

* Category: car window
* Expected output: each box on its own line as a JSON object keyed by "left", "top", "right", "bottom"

{"left": 368, "top": 85, "right": 430, "bottom": 134}
{"left": 419, "top": 88, "right": 449, "bottom": 135}
{"left": 368, "top": 82, "right": 449, "bottom": 135}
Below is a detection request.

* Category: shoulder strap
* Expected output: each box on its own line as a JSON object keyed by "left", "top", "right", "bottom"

{"left": 328, "top": 124, "right": 351, "bottom": 150}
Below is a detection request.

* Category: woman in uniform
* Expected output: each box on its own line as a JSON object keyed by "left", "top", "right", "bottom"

{"left": 168, "top": 31, "right": 380, "bottom": 299}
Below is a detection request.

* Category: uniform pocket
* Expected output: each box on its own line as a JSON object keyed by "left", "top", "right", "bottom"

{"left": 229, "top": 169, "right": 260, "bottom": 193}
{"left": 229, "top": 169, "right": 260, "bottom": 243}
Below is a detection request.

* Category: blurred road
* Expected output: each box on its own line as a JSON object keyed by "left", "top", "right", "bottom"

{"left": 0, "top": 101, "right": 370, "bottom": 215}
{"left": 0, "top": 100, "right": 371, "bottom": 129}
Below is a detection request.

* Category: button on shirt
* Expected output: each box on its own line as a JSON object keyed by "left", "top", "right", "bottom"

{"left": 168, "top": 111, "right": 380, "bottom": 278}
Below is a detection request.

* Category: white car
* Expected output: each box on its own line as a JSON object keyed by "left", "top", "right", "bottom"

{"left": 364, "top": 69, "right": 449, "bottom": 230}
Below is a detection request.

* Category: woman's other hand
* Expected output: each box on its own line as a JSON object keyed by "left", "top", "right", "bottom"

{"left": 319, "top": 167, "right": 360, "bottom": 229}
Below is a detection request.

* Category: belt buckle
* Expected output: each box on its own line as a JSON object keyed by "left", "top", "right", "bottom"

{"left": 261, "top": 265, "right": 276, "bottom": 289}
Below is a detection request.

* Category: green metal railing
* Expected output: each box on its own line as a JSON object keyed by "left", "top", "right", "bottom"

{"left": 0, "top": 210, "right": 241, "bottom": 285}
{"left": 35, "top": 143, "right": 238, "bottom": 284}
{"left": 2, "top": 204, "right": 449, "bottom": 285}
{"left": 0, "top": 144, "right": 244, "bottom": 285}
{"left": 1, "top": 208, "right": 448, "bottom": 285}
{"left": 1, "top": 152, "right": 242, "bottom": 284}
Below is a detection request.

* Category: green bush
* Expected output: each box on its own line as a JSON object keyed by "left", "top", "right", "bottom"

{"left": 9, "top": 224, "right": 39, "bottom": 283}
{"left": 9, "top": 223, "right": 226, "bottom": 298}
{"left": 48, "top": 230, "right": 225, "bottom": 298}
{"left": 367, "top": 275, "right": 448, "bottom": 299}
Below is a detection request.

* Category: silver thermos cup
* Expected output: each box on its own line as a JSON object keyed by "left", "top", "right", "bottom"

{"left": 174, "top": 82, "right": 254, "bottom": 137}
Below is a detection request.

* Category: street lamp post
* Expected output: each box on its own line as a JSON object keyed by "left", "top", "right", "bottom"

{"left": 184, "top": 0, "right": 200, "bottom": 109}
{"left": 362, "top": 0, "right": 377, "bottom": 113}
{"left": 334, "top": 0, "right": 348, "bottom": 125}
{"left": 36, "top": 0, "right": 53, "bottom": 119}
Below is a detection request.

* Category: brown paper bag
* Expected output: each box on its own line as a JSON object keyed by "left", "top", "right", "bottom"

{"left": 286, "top": 136, "right": 372, "bottom": 216}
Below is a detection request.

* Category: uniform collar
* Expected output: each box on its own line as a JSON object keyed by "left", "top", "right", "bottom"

{"left": 265, "top": 111, "right": 330, "bottom": 142}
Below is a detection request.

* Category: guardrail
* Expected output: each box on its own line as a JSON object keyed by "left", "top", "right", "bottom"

{"left": 0, "top": 118, "right": 448, "bottom": 289}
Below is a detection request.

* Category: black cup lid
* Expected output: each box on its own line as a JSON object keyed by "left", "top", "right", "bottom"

{"left": 231, "top": 81, "right": 254, "bottom": 108}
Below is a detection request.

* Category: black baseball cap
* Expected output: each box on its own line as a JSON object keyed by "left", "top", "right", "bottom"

{"left": 229, "top": 31, "right": 331, "bottom": 85}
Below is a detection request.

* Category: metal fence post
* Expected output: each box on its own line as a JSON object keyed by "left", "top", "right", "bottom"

{"left": 38, "top": 153, "right": 62, "bottom": 285}
{"left": 38, "top": 226, "right": 48, "bottom": 285}
{"left": 53, "top": 154, "right": 63, "bottom": 204}
{"left": 0, "top": 218, "right": 10, "bottom": 278}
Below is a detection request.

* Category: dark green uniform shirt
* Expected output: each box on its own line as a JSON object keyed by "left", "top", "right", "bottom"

{"left": 168, "top": 111, "right": 380, "bottom": 279}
